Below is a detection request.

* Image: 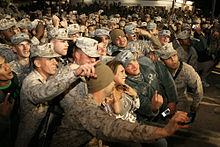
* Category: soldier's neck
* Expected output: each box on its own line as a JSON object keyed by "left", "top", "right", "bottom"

{"left": 18, "top": 57, "right": 30, "bottom": 67}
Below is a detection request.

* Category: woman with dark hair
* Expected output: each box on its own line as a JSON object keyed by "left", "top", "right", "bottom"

{"left": 105, "top": 60, "right": 140, "bottom": 123}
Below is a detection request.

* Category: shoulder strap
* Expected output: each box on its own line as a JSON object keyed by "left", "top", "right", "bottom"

{"left": 173, "top": 61, "right": 183, "bottom": 80}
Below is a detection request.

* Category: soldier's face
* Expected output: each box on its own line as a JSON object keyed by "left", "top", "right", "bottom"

{"left": 0, "top": 56, "right": 13, "bottom": 81}
{"left": 35, "top": 57, "right": 58, "bottom": 79}
{"left": 114, "top": 65, "right": 127, "bottom": 86}
{"left": 14, "top": 40, "right": 31, "bottom": 58}
{"left": 2, "top": 27, "right": 15, "bottom": 41}
{"left": 52, "top": 39, "right": 69, "bottom": 56}
{"left": 163, "top": 54, "right": 180, "bottom": 70}
{"left": 115, "top": 36, "right": 127, "bottom": 48}
{"left": 96, "top": 35, "right": 109, "bottom": 47}
{"left": 97, "top": 42, "right": 107, "bottom": 56}
{"left": 75, "top": 50, "right": 96, "bottom": 65}
{"left": 125, "top": 60, "right": 140, "bottom": 77}
{"left": 180, "top": 38, "right": 191, "bottom": 46}
{"left": 158, "top": 35, "right": 170, "bottom": 46}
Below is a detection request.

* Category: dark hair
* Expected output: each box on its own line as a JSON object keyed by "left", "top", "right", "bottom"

{"left": 106, "top": 60, "right": 123, "bottom": 75}
{"left": 66, "top": 42, "right": 77, "bottom": 58}
{"left": 92, "top": 36, "right": 102, "bottom": 43}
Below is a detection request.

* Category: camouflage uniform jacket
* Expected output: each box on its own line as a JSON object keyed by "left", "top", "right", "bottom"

{"left": 15, "top": 64, "right": 80, "bottom": 147}
{"left": 171, "top": 62, "right": 203, "bottom": 111}
{"left": 0, "top": 43, "right": 17, "bottom": 63}
{"left": 127, "top": 36, "right": 162, "bottom": 57}
{"left": 9, "top": 60, "right": 33, "bottom": 86}
{"left": 51, "top": 94, "right": 159, "bottom": 147}
{"left": 176, "top": 45, "right": 198, "bottom": 71}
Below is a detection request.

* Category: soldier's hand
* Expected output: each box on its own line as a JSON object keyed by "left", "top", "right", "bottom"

{"left": 123, "top": 84, "right": 137, "bottom": 98}
{"left": 0, "top": 93, "right": 15, "bottom": 116}
{"left": 164, "top": 111, "right": 189, "bottom": 136}
{"left": 74, "top": 60, "right": 100, "bottom": 78}
{"left": 151, "top": 90, "right": 163, "bottom": 111}
{"left": 35, "top": 21, "right": 45, "bottom": 39}
{"left": 60, "top": 17, "right": 68, "bottom": 28}
{"left": 166, "top": 102, "right": 176, "bottom": 115}
{"left": 52, "top": 15, "right": 60, "bottom": 29}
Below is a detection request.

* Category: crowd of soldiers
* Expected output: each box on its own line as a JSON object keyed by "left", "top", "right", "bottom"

{"left": 0, "top": 1, "right": 220, "bottom": 147}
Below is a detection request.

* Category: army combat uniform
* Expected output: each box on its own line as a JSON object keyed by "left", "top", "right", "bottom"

{"left": 171, "top": 62, "right": 203, "bottom": 111}
{"left": 51, "top": 94, "right": 160, "bottom": 147}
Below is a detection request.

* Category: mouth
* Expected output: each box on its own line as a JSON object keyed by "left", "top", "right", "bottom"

{"left": 8, "top": 71, "right": 13, "bottom": 76}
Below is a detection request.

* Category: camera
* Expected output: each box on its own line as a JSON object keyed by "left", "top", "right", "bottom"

{"left": 161, "top": 108, "right": 170, "bottom": 117}
{"left": 192, "top": 25, "right": 198, "bottom": 29}
{"left": 73, "top": 10, "right": 77, "bottom": 15}
{"left": 179, "top": 111, "right": 196, "bottom": 125}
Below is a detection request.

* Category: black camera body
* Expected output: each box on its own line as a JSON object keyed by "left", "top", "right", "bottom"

{"left": 179, "top": 111, "right": 196, "bottom": 125}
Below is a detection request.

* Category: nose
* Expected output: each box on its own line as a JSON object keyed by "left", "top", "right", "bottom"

{"left": 51, "top": 58, "right": 58, "bottom": 65}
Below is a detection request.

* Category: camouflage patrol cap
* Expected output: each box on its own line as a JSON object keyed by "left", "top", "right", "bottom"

{"left": 186, "top": 19, "right": 192, "bottom": 24}
{"left": 145, "top": 14, "right": 151, "bottom": 18}
{"left": 115, "top": 14, "right": 120, "bottom": 18}
{"left": 176, "top": 30, "right": 190, "bottom": 40}
{"left": 124, "top": 25, "right": 136, "bottom": 34}
{"left": 11, "top": 33, "right": 31, "bottom": 45}
{"left": 108, "top": 18, "right": 117, "bottom": 25}
{"left": 140, "top": 22, "right": 147, "bottom": 27}
{"left": 193, "top": 17, "right": 201, "bottom": 24}
{"left": 154, "top": 16, "right": 162, "bottom": 22}
{"left": 94, "top": 29, "right": 110, "bottom": 37}
{"left": 17, "top": 19, "right": 32, "bottom": 30}
{"left": 48, "top": 28, "right": 72, "bottom": 40}
{"left": 158, "top": 43, "right": 177, "bottom": 60}
{"left": 79, "top": 14, "right": 87, "bottom": 19}
{"left": 0, "top": 17, "right": 16, "bottom": 30}
{"left": 67, "top": 24, "right": 81, "bottom": 35}
{"left": 132, "top": 14, "right": 138, "bottom": 18}
{"left": 31, "top": 43, "right": 60, "bottom": 58}
{"left": 87, "top": 62, "right": 114, "bottom": 93}
{"left": 76, "top": 37, "right": 100, "bottom": 58}
{"left": 181, "top": 24, "right": 191, "bottom": 31}
{"left": 146, "top": 22, "right": 157, "bottom": 30}
{"left": 158, "top": 30, "right": 171, "bottom": 37}
{"left": 115, "top": 50, "right": 136, "bottom": 68}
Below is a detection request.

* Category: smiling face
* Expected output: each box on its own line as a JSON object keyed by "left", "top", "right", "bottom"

{"left": 115, "top": 36, "right": 127, "bottom": 48}
{"left": 125, "top": 60, "right": 140, "bottom": 77}
{"left": 114, "top": 64, "right": 127, "bottom": 86}
{"left": 158, "top": 35, "right": 170, "bottom": 46}
{"left": 0, "top": 56, "right": 13, "bottom": 81}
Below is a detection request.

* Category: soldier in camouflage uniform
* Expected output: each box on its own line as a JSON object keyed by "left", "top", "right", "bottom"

{"left": 0, "top": 17, "right": 17, "bottom": 62}
{"left": 9, "top": 33, "right": 33, "bottom": 86}
{"left": 159, "top": 43, "right": 203, "bottom": 112}
{"left": 175, "top": 30, "right": 198, "bottom": 71}
{"left": 125, "top": 25, "right": 162, "bottom": 57}
{"left": 60, "top": 37, "right": 101, "bottom": 112}
{"left": 115, "top": 50, "right": 177, "bottom": 122}
{"left": 51, "top": 62, "right": 189, "bottom": 147}
{"left": 15, "top": 43, "right": 99, "bottom": 147}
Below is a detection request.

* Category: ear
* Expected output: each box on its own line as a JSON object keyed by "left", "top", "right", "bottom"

{"left": 75, "top": 51, "right": 80, "bottom": 60}
{"left": 34, "top": 59, "right": 41, "bottom": 68}
{"left": 11, "top": 46, "right": 17, "bottom": 53}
